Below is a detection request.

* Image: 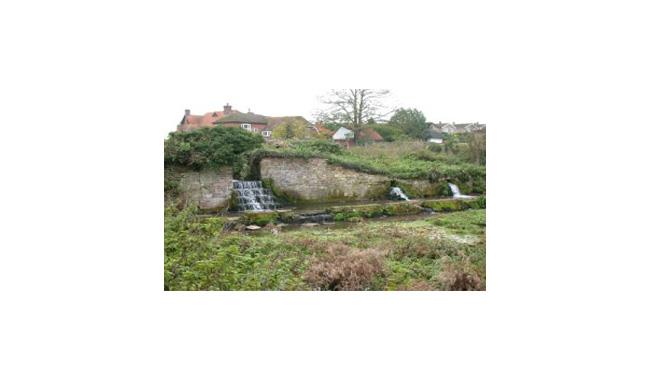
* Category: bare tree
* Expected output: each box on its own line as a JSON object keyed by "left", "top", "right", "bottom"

{"left": 316, "top": 89, "right": 394, "bottom": 136}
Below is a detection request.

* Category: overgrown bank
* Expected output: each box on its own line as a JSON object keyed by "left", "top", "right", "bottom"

{"left": 238, "top": 140, "right": 485, "bottom": 196}
{"left": 164, "top": 206, "right": 486, "bottom": 291}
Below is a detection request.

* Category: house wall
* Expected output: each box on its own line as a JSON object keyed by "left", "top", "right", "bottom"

{"left": 174, "top": 167, "right": 233, "bottom": 212}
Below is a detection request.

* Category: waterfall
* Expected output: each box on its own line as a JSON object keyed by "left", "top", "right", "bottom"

{"left": 232, "top": 180, "right": 277, "bottom": 211}
{"left": 390, "top": 187, "right": 410, "bottom": 201}
{"left": 448, "top": 183, "right": 473, "bottom": 199}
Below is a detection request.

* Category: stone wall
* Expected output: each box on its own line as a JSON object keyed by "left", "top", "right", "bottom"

{"left": 176, "top": 167, "right": 233, "bottom": 212}
{"left": 260, "top": 158, "right": 393, "bottom": 203}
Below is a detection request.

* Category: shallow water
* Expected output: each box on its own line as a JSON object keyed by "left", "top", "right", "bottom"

{"left": 244, "top": 213, "right": 437, "bottom": 236}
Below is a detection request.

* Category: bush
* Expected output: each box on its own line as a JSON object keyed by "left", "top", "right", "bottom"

{"left": 435, "top": 255, "right": 484, "bottom": 291}
{"left": 164, "top": 168, "right": 182, "bottom": 200}
{"left": 390, "top": 108, "right": 428, "bottom": 140}
{"left": 304, "top": 244, "right": 386, "bottom": 290}
{"left": 165, "top": 127, "right": 264, "bottom": 170}
{"left": 372, "top": 124, "right": 407, "bottom": 142}
{"left": 291, "top": 140, "right": 343, "bottom": 155}
{"left": 393, "top": 237, "right": 462, "bottom": 260}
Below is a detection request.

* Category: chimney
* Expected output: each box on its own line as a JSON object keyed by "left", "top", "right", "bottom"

{"left": 223, "top": 103, "right": 232, "bottom": 114}
{"left": 185, "top": 109, "right": 191, "bottom": 117}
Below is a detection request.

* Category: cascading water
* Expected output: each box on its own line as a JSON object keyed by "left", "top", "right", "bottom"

{"left": 390, "top": 187, "right": 410, "bottom": 201}
{"left": 232, "top": 180, "right": 277, "bottom": 211}
{"left": 448, "top": 183, "right": 473, "bottom": 199}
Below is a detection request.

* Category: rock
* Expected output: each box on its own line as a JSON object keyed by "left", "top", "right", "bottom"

{"left": 302, "top": 223, "right": 319, "bottom": 228}
{"left": 245, "top": 225, "right": 262, "bottom": 230}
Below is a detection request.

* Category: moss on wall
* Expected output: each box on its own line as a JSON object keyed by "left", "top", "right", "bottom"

{"left": 420, "top": 196, "right": 486, "bottom": 212}
{"left": 239, "top": 212, "right": 279, "bottom": 226}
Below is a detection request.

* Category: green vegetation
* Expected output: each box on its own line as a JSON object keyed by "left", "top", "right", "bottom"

{"left": 371, "top": 123, "right": 407, "bottom": 142}
{"left": 165, "top": 127, "right": 264, "bottom": 170}
{"left": 165, "top": 206, "right": 486, "bottom": 291}
{"left": 389, "top": 108, "right": 429, "bottom": 140}
{"left": 241, "top": 140, "right": 485, "bottom": 191}
{"left": 421, "top": 196, "right": 486, "bottom": 212}
{"left": 271, "top": 119, "right": 310, "bottom": 139}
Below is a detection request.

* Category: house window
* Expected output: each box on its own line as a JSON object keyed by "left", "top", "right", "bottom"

{"left": 241, "top": 123, "right": 252, "bottom": 131}
{"left": 262, "top": 131, "right": 271, "bottom": 137}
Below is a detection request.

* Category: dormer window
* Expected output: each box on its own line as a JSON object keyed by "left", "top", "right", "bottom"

{"left": 241, "top": 123, "right": 252, "bottom": 131}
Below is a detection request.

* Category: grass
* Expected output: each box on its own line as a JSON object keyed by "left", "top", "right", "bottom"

{"left": 165, "top": 206, "right": 486, "bottom": 291}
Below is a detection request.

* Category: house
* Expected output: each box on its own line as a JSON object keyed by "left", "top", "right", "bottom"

{"left": 310, "top": 122, "right": 335, "bottom": 139}
{"left": 216, "top": 110, "right": 269, "bottom": 135}
{"left": 178, "top": 104, "right": 309, "bottom": 139}
{"left": 332, "top": 127, "right": 355, "bottom": 147}
{"left": 332, "top": 126, "right": 384, "bottom": 147}
{"left": 357, "top": 127, "right": 384, "bottom": 144}
{"left": 427, "top": 122, "right": 486, "bottom": 134}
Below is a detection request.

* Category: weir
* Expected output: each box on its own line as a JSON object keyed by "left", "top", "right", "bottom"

{"left": 232, "top": 181, "right": 277, "bottom": 211}
{"left": 448, "top": 183, "right": 473, "bottom": 199}
{"left": 390, "top": 187, "right": 410, "bottom": 201}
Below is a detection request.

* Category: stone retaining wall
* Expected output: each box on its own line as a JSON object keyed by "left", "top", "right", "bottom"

{"left": 176, "top": 167, "right": 233, "bottom": 212}
{"left": 260, "top": 158, "right": 392, "bottom": 203}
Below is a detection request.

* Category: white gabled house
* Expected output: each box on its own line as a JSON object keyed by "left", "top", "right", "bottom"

{"left": 332, "top": 127, "right": 355, "bottom": 148}
{"left": 332, "top": 127, "right": 354, "bottom": 141}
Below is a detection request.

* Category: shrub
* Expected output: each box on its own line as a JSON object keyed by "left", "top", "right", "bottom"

{"left": 291, "top": 140, "right": 343, "bottom": 155}
{"left": 304, "top": 244, "right": 386, "bottom": 290}
{"left": 164, "top": 127, "right": 264, "bottom": 170}
{"left": 393, "top": 237, "right": 462, "bottom": 260}
{"left": 390, "top": 108, "right": 429, "bottom": 140}
{"left": 435, "top": 256, "right": 484, "bottom": 291}
{"left": 272, "top": 120, "right": 309, "bottom": 139}
{"left": 164, "top": 168, "right": 182, "bottom": 200}
{"left": 371, "top": 124, "right": 407, "bottom": 142}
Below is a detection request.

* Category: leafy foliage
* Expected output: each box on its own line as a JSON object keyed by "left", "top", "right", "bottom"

{"left": 165, "top": 206, "right": 486, "bottom": 291}
{"left": 271, "top": 119, "right": 309, "bottom": 139}
{"left": 164, "top": 205, "right": 310, "bottom": 290}
{"left": 290, "top": 140, "right": 343, "bottom": 155}
{"left": 372, "top": 123, "right": 407, "bottom": 142}
{"left": 164, "top": 127, "right": 264, "bottom": 170}
{"left": 390, "top": 108, "right": 429, "bottom": 140}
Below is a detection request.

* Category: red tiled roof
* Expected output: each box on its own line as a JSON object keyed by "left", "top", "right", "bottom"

{"left": 358, "top": 128, "right": 384, "bottom": 141}
{"left": 312, "top": 123, "right": 334, "bottom": 137}
{"left": 180, "top": 110, "right": 236, "bottom": 131}
{"left": 178, "top": 108, "right": 312, "bottom": 133}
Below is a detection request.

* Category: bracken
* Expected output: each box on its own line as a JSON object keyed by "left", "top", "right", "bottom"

{"left": 303, "top": 244, "right": 386, "bottom": 291}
